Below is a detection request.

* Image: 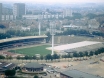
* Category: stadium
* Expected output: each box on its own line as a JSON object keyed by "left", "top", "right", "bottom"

{"left": 0, "top": 35, "right": 104, "bottom": 56}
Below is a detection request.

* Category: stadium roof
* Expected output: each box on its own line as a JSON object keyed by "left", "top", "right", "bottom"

{"left": 61, "top": 69, "right": 102, "bottom": 78}
{"left": 0, "top": 35, "right": 47, "bottom": 43}
{"left": 24, "top": 62, "right": 43, "bottom": 68}
{"left": 0, "top": 62, "right": 16, "bottom": 69}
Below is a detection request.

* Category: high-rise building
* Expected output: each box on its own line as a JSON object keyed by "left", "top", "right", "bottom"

{"left": 0, "top": 3, "right": 2, "bottom": 21}
{"left": 3, "top": 8, "right": 13, "bottom": 15}
{"left": 63, "top": 9, "right": 72, "bottom": 17}
{"left": 13, "top": 3, "right": 25, "bottom": 19}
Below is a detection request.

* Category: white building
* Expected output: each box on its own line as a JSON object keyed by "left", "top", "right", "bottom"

{"left": 2, "top": 15, "right": 14, "bottom": 20}
{"left": 22, "top": 15, "right": 39, "bottom": 19}
{"left": 22, "top": 14, "right": 64, "bottom": 20}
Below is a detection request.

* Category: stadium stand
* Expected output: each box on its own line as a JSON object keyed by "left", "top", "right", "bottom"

{"left": 50, "top": 35, "right": 104, "bottom": 44}
{"left": 0, "top": 35, "right": 47, "bottom": 50}
{"left": 50, "top": 36, "right": 90, "bottom": 44}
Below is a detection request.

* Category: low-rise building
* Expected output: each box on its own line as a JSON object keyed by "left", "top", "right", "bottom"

{"left": 60, "top": 69, "right": 102, "bottom": 78}
{"left": 22, "top": 62, "right": 43, "bottom": 73}
{"left": 0, "top": 62, "right": 16, "bottom": 74}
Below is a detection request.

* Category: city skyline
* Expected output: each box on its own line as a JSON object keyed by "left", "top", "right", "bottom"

{"left": 0, "top": 0, "right": 104, "bottom": 3}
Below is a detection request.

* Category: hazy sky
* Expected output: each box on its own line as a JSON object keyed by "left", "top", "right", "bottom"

{"left": 0, "top": 0, "right": 104, "bottom": 3}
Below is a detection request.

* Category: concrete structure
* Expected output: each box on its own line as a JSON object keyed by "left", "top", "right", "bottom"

{"left": 23, "top": 63, "right": 43, "bottom": 73}
{"left": 60, "top": 69, "right": 102, "bottom": 78}
{"left": 0, "top": 3, "right": 2, "bottom": 22}
{"left": 13, "top": 3, "right": 25, "bottom": 19}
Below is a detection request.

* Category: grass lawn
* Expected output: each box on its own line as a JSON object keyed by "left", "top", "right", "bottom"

{"left": 8, "top": 45, "right": 51, "bottom": 56}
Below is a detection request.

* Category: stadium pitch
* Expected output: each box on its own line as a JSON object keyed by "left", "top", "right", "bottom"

{"left": 8, "top": 45, "right": 51, "bottom": 56}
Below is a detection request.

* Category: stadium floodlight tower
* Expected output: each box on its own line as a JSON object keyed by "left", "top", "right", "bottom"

{"left": 50, "top": 21, "right": 56, "bottom": 55}
{"left": 38, "top": 22, "right": 41, "bottom": 36}
{"left": 38, "top": 14, "right": 42, "bottom": 36}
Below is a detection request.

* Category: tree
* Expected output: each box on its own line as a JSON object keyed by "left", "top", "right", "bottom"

{"left": 85, "top": 51, "right": 89, "bottom": 59}
{"left": 73, "top": 52, "right": 79, "bottom": 60}
{"left": 40, "top": 55, "right": 44, "bottom": 62}
{"left": 67, "top": 53, "right": 71, "bottom": 61}
{"left": 86, "top": 13, "right": 97, "bottom": 19}
{"left": 6, "top": 56, "right": 12, "bottom": 62}
{"left": 94, "top": 50, "right": 99, "bottom": 57}
{"left": 16, "top": 56, "right": 21, "bottom": 60}
{"left": 72, "top": 13, "right": 82, "bottom": 19}
{"left": 24, "top": 55, "right": 29, "bottom": 60}
{"left": 0, "top": 55, "right": 5, "bottom": 61}
{"left": 24, "top": 55, "right": 29, "bottom": 62}
{"left": 79, "top": 52, "right": 85, "bottom": 60}
{"left": 33, "top": 55, "right": 36, "bottom": 60}
{"left": 62, "top": 55, "right": 67, "bottom": 60}
{"left": 0, "top": 24, "right": 6, "bottom": 29}
{"left": 8, "top": 56, "right": 12, "bottom": 61}
{"left": 53, "top": 54, "right": 59, "bottom": 61}
{"left": 45, "top": 54, "right": 53, "bottom": 62}
{"left": 34, "top": 75, "right": 39, "bottom": 78}
{"left": 36, "top": 57, "right": 40, "bottom": 62}
{"left": 89, "top": 51, "right": 94, "bottom": 58}
{"left": 5, "top": 69, "right": 16, "bottom": 77}
{"left": 46, "top": 32, "right": 51, "bottom": 43}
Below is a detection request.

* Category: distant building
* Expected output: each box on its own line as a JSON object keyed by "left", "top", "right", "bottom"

{"left": 13, "top": 3, "right": 25, "bottom": 19}
{"left": 2, "top": 8, "right": 12, "bottom": 15}
{"left": 88, "top": 19, "right": 100, "bottom": 29}
{"left": 0, "top": 62, "right": 16, "bottom": 74}
{"left": 63, "top": 25, "right": 81, "bottom": 29}
{"left": 63, "top": 9, "right": 72, "bottom": 17}
{"left": 23, "top": 14, "right": 64, "bottom": 20}
{"left": 60, "top": 69, "right": 102, "bottom": 78}
{"left": 0, "top": 3, "right": 2, "bottom": 22}
{"left": 2, "top": 15, "right": 14, "bottom": 21}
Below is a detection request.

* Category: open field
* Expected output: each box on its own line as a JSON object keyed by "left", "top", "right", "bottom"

{"left": 8, "top": 45, "right": 51, "bottom": 56}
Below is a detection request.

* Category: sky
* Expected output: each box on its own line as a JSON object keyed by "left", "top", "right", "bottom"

{"left": 0, "top": 0, "right": 104, "bottom": 3}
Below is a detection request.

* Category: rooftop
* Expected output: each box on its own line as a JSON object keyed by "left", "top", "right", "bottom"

{"left": 24, "top": 62, "right": 43, "bottom": 68}
{"left": 0, "top": 62, "right": 16, "bottom": 69}
{"left": 0, "top": 35, "right": 47, "bottom": 43}
{"left": 61, "top": 69, "right": 102, "bottom": 78}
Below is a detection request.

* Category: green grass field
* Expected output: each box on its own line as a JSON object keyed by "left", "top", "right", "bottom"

{"left": 8, "top": 45, "right": 51, "bottom": 56}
